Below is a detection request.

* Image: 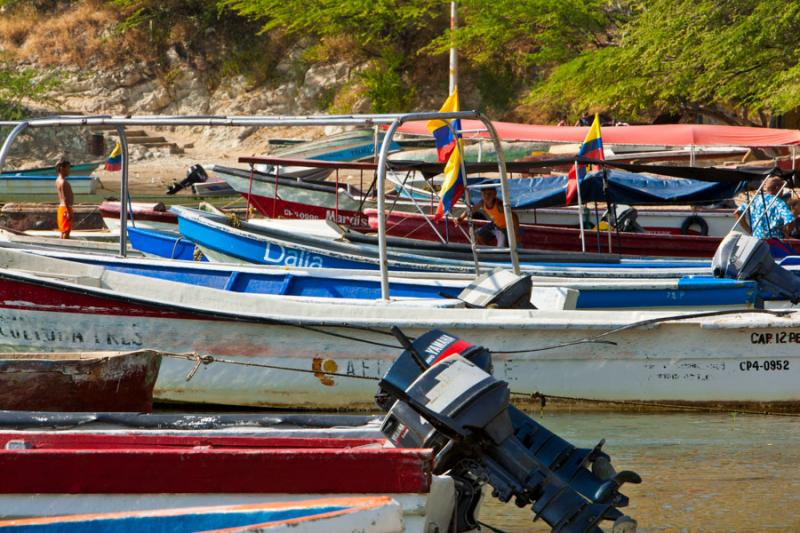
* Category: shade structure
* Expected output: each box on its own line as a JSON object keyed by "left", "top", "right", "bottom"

{"left": 470, "top": 170, "right": 745, "bottom": 209}
{"left": 396, "top": 121, "right": 800, "bottom": 147}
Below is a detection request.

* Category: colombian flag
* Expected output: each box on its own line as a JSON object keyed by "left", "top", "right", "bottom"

{"left": 434, "top": 142, "right": 465, "bottom": 222}
{"left": 105, "top": 141, "right": 122, "bottom": 171}
{"left": 426, "top": 88, "right": 460, "bottom": 163}
{"left": 566, "top": 114, "right": 604, "bottom": 205}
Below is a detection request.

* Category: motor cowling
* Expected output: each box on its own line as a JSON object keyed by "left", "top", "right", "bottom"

{"left": 376, "top": 329, "right": 640, "bottom": 533}
{"left": 712, "top": 232, "right": 800, "bottom": 303}
{"left": 166, "top": 164, "right": 209, "bottom": 195}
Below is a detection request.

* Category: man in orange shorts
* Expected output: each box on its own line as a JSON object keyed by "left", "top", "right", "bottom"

{"left": 55, "top": 158, "right": 73, "bottom": 239}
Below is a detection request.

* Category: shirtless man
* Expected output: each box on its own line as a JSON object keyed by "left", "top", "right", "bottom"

{"left": 55, "top": 158, "right": 73, "bottom": 239}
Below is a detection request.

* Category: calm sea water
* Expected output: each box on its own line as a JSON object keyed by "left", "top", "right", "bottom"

{"left": 479, "top": 411, "right": 800, "bottom": 532}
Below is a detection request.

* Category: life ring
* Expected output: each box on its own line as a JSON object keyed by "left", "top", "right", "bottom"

{"left": 680, "top": 215, "right": 709, "bottom": 236}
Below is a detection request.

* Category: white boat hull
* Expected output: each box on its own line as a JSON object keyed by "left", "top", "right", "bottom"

{"left": 0, "top": 306, "right": 799, "bottom": 410}
{"left": 0, "top": 478, "right": 455, "bottom": 533}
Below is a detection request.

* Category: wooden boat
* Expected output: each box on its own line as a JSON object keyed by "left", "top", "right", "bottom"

{"left": 0, "top": 433, "right": 446, "bottom": 532}
{"left": 99, "top": 201, "right": 178, "bottom": 233}
{"left": 0, "top": 247, "right": 797, "bottom": 410}
{"left": 0, "top": 351, "right": 161, "bottom": 412}
{"left": 366, "top": 209, "right": 800, "bottom": 259}
{"left": 20, "top": 246, "right": 767, "bottom": 311}
{"left": 0, "top": 496, "right": 403, "bottom": 532}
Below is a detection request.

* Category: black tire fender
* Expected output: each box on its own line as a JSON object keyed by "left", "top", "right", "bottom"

{"left": 680, "top": 215, "right": 709, "bottom": 236}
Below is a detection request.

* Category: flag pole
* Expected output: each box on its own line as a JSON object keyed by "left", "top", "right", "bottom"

{"left": 575, "top": 161, "right": 586, "bottom": 252}
{"left": 449, "top": 2, "right": 458, "bottom": 94}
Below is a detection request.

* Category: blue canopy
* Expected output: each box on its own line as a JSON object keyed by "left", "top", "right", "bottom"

{"left": 470, "top": 170, "right": 746, "bottom": 209}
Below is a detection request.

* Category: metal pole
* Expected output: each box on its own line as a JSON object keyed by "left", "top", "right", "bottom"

{"left": 478, "top": 114, "right": 520, "bottom": 275}
{"left": 376, "top": 119, "right": 402, "bottom": 300}
{"left": 0, "top": 121, "right": 29, "bottom": 173}
{"left": 115, "top": 126, "right": 129, "bottom": 257}
{"left": 574, "top": 161, "right": 587, "bottom": 252}
{"left": 449, "top": 2, "right": 458, "bottom": 94}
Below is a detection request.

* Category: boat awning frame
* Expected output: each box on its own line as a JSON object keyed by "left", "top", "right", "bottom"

{"left": 0, "top": 111, "right": 519, "bottom": 299}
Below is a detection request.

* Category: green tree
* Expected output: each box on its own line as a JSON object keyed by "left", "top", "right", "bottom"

{"left": 0, "top": 64, "right": 59, "bottom": 120}
{"left": 528, "top": 0, "right": 800, "bottom": 125}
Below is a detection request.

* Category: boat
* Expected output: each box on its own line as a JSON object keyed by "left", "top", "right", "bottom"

{"left": 0, "top": 227, "right": 143, "bottom": 256}
{"left": 0, "top": 246, "right": 797, "bottom": 409}
{"left": 100, "top": 201, "right": 178, "bottom": 232}
{"left": 127, "top": 226, "right": 206, "bottom": 261}
{"left": 0, "top": 350, "right": 161, "bottom": 412}
{"left": 366, "top": 208, "right": 781, "bottom": 258}
{"left": 0, "top": 174, "right": 100, "bottom": 195}
{"left": 14, "top": 246, "right": 768, "bottom": 310}
{"left": 174, "top": 205, "right": 719, "bottom": 278}
{"left": 0, "top": 432, "right": 449, "bottom": 532}
{"left": 0, "top": 497, "right": 403, "bottom": 532}
{"left": 2, "top": 162, "right": 101, "bottom": 176}
{"left": 211, "top": 164, "right": 372, "bottom": 228}
{"left": 191, "top": 130, "right": 403, "bottom": 197}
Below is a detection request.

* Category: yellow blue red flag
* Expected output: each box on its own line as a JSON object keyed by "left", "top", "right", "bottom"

{"left": 434, "top": 141, "right": 465, "bottom": 222}
{"left": 566, "top": 114, "right": 604, "bottom": 204}
{"left": 426, "top": 88, "right": 460, "bottom": 163}
{"left": 105, "top": 140, "right": 122, "bottom": 171}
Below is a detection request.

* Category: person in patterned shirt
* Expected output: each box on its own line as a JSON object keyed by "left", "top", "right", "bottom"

{"left": 736, "top": 177, "right": 795, "bottom": 239}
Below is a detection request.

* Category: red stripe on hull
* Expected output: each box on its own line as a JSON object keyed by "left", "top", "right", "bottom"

{"left": 0, "top": 276, "right": 203, "bottom": 319}
{"left": 243, "top": 194, "right": 370, "bottom": 229}
{"left": 366, "top": 209, "right": 800, "bottom": 258}
{"left": 0, "top": 433, "right": 432, "bottom": 494}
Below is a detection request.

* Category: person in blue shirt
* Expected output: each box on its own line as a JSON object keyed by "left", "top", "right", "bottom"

{"left": 736, "top": 176, "right": 795, "bottom": 239}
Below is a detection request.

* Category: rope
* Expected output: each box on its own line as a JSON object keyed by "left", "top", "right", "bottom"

{"left": 493, "top": 308, "right": 792, "bottom": 355}
{"left": 513, "top": 391, "right": 800, "bottom": 418}
{"left": 164, "top": 352, "right": 381, "bottom": 382}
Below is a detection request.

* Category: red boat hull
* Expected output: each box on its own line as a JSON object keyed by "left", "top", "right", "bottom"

{"left": 244, "top": 193, "right": 370, "bottom": 229}
{"left": 0, "top": 433, "right": 431, "bottom": 494}
{"left": 365, "top": 209, "right": 800, "bottom": 258}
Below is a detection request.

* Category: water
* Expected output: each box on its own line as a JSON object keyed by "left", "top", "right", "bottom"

{"left": 479, "top": 411, "right": 800, "bottom": 532}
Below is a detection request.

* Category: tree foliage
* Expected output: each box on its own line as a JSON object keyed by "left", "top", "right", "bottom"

{"left": 528, "top": 0, "right": 800, "bottom": 124}
{"left": 0, "top": 64, "right": 59, "bottom": 120}
{"left": 3, "top": 0, "right": 800, "bottom": 122}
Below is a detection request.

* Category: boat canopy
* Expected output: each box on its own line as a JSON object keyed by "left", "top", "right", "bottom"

{"left": 396, "top": 121, "right": 800, "bottom": 147}
{"left": 471, "top": 170, "right": 746, "bottom": 209}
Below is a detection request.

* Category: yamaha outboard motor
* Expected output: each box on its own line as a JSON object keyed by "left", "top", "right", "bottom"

{"left": 166, "top": 164, "right": 208, "bottom": 195}
{"left": 377, "top": 329, "right": 640, "bottom": 533}
{"left": 712, "top": 232, "right": 800, "bottom": 304}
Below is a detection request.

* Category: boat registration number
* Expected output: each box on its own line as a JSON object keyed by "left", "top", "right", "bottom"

{"left": 749, "top": 332, "right": 800, "bottom": 344}
{"left": 739, "top": 360, "right": 790, "bottom": 371}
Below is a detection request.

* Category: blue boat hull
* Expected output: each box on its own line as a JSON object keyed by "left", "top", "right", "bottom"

{"left": 127, "top": 227, "right": 206, "bottom": 262}
{"left": 37, "top": 250, "right": 761, "bottom": 309}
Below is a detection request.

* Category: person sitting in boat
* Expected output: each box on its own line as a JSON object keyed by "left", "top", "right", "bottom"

{"left": 456, "top": 187, "right": 519, "bottom": 247}
{"left": 54, "top": 158, "right": 73, "bottom": 239}
{"left": 736, "top": 176, "right": 794, "bottom": 239}
{"left": 787, "top": 198, "right": 800, "bottom": 238}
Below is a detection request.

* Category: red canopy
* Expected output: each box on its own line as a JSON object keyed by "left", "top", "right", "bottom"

{"left": 396, "top": 120, "right": 800, "bottom": 147}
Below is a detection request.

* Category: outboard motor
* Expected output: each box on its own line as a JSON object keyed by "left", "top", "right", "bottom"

{"left": 457, "top": 269, "right": 535, "bottom": 309}
{"left": 602, "top": 204, "right": 645, "bottom": 233}
{"left": 377, "top": 329, "right": 640, "bottom": 533}
{"left": 166, "top": 164, "right": 209, "bottom": 195}
{"left": 712, "top": 232, "right": 800, "bottom": 304}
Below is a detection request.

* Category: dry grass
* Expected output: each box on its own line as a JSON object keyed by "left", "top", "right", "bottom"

{"left": 0, "top": 0, "right": 147, "bottom": 68}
